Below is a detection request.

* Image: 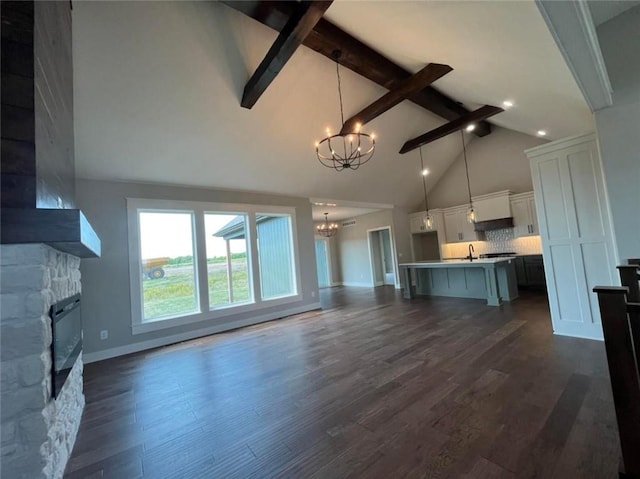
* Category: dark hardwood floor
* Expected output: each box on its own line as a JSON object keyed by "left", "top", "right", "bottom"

{"left": 65, "top": 287, "right": 620, "bottom": 478}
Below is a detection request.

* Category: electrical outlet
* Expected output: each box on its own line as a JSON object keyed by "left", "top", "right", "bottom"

{"left": 311, "top": 291, "right": 316, "bottom": 297}
{"left": 100, "top": 330, "right": 108, "bottom": 340}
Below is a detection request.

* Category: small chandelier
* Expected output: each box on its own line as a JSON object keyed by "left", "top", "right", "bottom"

{"left": 316, "top": 50, "right": 375, "bottom": 171}
{"left": 316, "top": 213, "right": 338, "bottom": 237}
{"left": 419, "top": 147, "right": 434, "bottom": 230}
{"left": 461, "top": 129, "right": 476, "bottom": 223}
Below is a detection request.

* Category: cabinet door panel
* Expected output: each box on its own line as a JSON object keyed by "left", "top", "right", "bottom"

{"left": 527, "top": 197, "right": 539, "bottom": 236}
{"left": 524, "top": 262, "right": 545, "bottom": 287}
{"left": 511, "top": 198, "right": 530, "bottom": 237}
{"left": 443, "top": 212, "right": 459, "bottom": 243}
{"left": 410, "top": 216, "right": 423, "bottom": 234}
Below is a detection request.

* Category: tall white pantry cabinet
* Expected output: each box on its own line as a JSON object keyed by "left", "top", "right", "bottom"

{"left": 526, "top": 132, "right": 618, "bottom": 340}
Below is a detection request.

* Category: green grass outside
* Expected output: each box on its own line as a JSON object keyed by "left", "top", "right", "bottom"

{"left": 142, "top": 262, "right": 250, "bottom": 320}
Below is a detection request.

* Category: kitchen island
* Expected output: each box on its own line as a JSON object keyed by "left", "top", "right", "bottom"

{"left": 400, "top": 258, "right": 518, "bottom": 306}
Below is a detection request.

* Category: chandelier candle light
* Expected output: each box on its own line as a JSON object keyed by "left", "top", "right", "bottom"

{"left": 419, "top": 147, "right": 434, "bottom": 230}
{"left": 317, "top": 212, "right": 338, "bottom": 237}
{"left": 460, "top": 129, "right": 476, "bottom": 223}
{"left": 316, "top": 50, "right": 376, "bottom": 170}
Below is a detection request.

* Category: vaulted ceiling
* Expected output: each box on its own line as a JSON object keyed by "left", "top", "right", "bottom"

{"left": 73, "top": 1, "right": 593, "bottom": 211}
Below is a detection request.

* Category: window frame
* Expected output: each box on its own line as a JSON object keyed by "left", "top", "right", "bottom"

{"left": 127, "top": 198, "right": 302, "bottom": 335}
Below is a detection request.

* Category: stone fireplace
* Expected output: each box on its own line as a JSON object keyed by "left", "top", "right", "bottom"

{"left": 1, "top": 2, "right": 101, "bottom": 476}
{"left": 1, "top": 244, "right": 88, "bottom": 478}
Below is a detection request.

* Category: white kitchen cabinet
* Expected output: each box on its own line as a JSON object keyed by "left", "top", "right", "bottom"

{"left": 510, "top": 191, "right": 539, "bottom": 237}
{"left": 443, "top": 206, "right": 478, "bottom": 243}
{"left": 527, "top": 132, "right": 618, "bottom": 340}
{"left": 409, "top": 210, "right": 438, "bottom": 234}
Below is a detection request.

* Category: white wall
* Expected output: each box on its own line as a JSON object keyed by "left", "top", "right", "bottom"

{"left": 595, "top": 6, "right": 640, "bottom": 261}
{"left": 314, "top": 234, "right": 342, "bottom": 285}
{"left": 337, "top": 209, "right": 407, "bottom": 287}
{"left": 427, "top": 126, "right": 548, "bottom": 209}
{"left": 76, "top": 179, "right": 320, "bottom": 362}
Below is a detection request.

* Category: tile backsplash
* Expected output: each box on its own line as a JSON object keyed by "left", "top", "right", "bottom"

{"left": 441, "top": 228, "right": 542, "bottom": 258}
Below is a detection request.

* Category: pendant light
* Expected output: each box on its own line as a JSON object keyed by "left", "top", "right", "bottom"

{"left": 419, "top": 146, "right": 434, "bottom": 230}
{"left": 460, "top": 129, "right": 476, "bottom": 223}
{"left": 316, "top": 213, "right": 338, "bottom": 237}
{"left": 315, "top": 50, "right": 376, "bottom": 171}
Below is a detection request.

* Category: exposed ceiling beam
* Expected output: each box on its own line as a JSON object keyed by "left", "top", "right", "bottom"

{"left": 241, "top": 1, "right": 333, "bottom": 109}
{"left": 399, "top": 105, "right": 504, "bottom": 154}
{"left": 223, "top": 1, "right": 492, "bottom": 137}
{"left": 339, "top": 63, "right": 453, "bottom": 135}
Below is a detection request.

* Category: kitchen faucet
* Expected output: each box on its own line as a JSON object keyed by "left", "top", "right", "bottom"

{"left": 468, "top": 244, "right": 474, "bottom": 262}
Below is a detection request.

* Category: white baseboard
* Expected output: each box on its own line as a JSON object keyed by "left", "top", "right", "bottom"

{"left": 341, "top": 281, "right": 373, "bottom": 288}
{"left": 553, "top": 331, "right": 604, "bottom": 342}
{"left": 83, "top": 302, "right": 321, "bottom": 364}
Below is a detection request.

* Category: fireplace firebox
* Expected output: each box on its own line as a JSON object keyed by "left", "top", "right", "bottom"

{"left": 50, "top": 293, "right": 82, "bottom": 398}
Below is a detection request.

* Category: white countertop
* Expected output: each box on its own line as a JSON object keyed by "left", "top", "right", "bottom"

{"left": 400, "top": 257, "right": 516, "bottom": 268}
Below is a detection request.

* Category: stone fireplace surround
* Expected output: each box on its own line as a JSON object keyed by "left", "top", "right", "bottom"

{"left": 1, "top": 244, "right": 85, "bottom": 479}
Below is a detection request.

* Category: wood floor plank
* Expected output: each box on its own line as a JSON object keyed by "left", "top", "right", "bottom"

{"left": 65, "top": 288, "right": 620, "bottom": 478}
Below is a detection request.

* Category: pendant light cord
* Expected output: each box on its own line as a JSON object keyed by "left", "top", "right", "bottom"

{"left": 461, "top": 130, "right": 473, "bottom": 204}
{"left": 336, "top": 60, "right": 345, "bottom": 126}
{"left": 419, "top": 147, "right": 429, "bottom": 212}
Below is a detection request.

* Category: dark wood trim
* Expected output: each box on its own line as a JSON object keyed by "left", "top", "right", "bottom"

{"left": 399, "top": 105, "right": 503, "bottom": 154}
{"left": 618, "top": 265, "right": 640, "bottom": 302}
{"left": 1, "top": 208, "right": 101, "bottom": 257}
{"left": 223, "top": 1, "right": 492, "bottom": 137}
{"left": 241, "top": 1, "right": 332, "bottom": 109}
{"left": 593, "top": 286, "right": 640, "bottom": 478}
{"left": 339, "top": 63, "right": 452, "bottom": 134}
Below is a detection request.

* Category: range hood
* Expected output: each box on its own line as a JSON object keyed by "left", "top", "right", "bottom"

{"left": 473, "top": 217, "right": 514, "bottom": 232}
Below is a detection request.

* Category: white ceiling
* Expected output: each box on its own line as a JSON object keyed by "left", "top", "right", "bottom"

{"left": 72, "top": 1, "right": 593, "bottom": 210}
{"left": 324, "top": 0, "right": 594, "bottom": 140}
{"left": 588, "top": 0, "right": 640, "bottom": 26}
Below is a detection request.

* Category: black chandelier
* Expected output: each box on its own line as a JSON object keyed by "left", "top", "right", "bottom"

{"left": 316, "top": 50, "right": 375, "bottom": 171}
{"left": 419, "top": 147, "right": 434, "bottom": 230}
{"left": 316, "top": 212, "right": 338, "bottom": 237}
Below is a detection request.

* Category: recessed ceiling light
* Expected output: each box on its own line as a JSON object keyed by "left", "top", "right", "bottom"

{"left": 422, "top": 169, "right": 429, "bottom": 176}
{"left": 537, "top": 130, "right": 547, "bottom": 137}
{"left": 502, "top": 100, "right": 514, "bottom": 108}
{"left": 465, "top": 124, "right": 476, "bottom": 132}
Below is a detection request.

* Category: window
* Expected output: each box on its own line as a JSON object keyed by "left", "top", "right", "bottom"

{"left": 257, "top": 214, "right": 296, "bottom": 299}
{"left": 205, "top": 213, "right": 252, "bottom": 308}
{"left": 128, "top": 199, "right": 300, "bottom": 334}
{"left": 139, "top": 210, "right": 198, "bottom": 321}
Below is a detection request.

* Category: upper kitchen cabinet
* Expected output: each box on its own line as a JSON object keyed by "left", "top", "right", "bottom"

{"left": 510, "top": 191, "right": 539, "bottom": 237}
{"left": 409, "top": 211, "right": 432, "bottom": 234}
{"left": 409, "top": 209, "right": 443, "bottom": 234}
{"left": 443, "top": 206, "right": 478, "bottom": 243}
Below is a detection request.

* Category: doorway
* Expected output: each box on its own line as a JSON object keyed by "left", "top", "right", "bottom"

{"left": 315, "top": 239, "right": 331, "bottom": 288}
{"left": 368, "top": 227, "right": 396, "bottom": 287}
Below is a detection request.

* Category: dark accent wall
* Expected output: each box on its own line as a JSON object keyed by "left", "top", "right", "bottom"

{"left": 1, "top": 0, "right": 75, "bottom": 209}
{"left": 1, "top": 1, "right": 36, "bottom": 208}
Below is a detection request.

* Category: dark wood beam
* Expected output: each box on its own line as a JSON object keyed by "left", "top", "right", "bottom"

{"left": 399, "top": 105, "right": 503, "bottom": 154}
{"left": 223, "top": 1, "right": 492, "bottom": 137}
{"left": 339, "top": 63, "right": 452, "bottom": 135}
{"left": 241, "top": 1, "right": 333, "bottom": 109}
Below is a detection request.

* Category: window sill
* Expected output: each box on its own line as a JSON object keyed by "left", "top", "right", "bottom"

{"left": 132, "top": 293, "right": 302, "bottom": 335}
